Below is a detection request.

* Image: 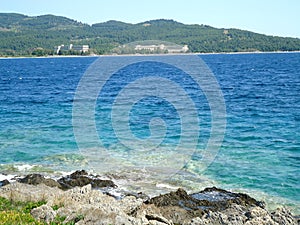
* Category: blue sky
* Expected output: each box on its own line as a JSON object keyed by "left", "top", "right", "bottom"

{"left": 1, "top": 0, "right": 300, "bottom": 38}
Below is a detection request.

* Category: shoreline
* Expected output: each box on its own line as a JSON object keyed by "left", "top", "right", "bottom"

{"left": 0, "top": 170, "right": 299, "bottom": 224}
{"left": 0, "top": 166, "right": 299, "bottom": 216}
{"left": 1, "top": 50, "right": 300, "bottom": 59}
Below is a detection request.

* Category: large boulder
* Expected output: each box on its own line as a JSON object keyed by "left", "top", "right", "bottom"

{"left": 18, "top": 174, "right": 61, "bottom": 188}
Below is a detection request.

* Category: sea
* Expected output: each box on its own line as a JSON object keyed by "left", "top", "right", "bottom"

{"left": 0, "top": 53, "right": 299, "bottom": 213}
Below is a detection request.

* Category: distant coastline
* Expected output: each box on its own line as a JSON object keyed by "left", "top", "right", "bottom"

{"left": 1, "top": 13, "right": 300, "bottom": 57}
{"left": 1, "top": 50, "right": 300, "bottom": 59}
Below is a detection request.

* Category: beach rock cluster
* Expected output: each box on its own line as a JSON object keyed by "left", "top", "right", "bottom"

{"left": 16, "top": 170, "right": 116, "bottom": 190}
{"left": 0, "top": 170, "right": 298, "bottom": 225}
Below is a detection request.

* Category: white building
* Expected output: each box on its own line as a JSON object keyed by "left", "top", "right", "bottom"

{"left": 55, "top": 44, "right": 89, "bottom": 54}
{"left": 134, "top": 44, "right": 188, "bottom": 53}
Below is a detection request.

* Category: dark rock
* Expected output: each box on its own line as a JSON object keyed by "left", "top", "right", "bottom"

{"left": 57, "top": 170, "right": 116, "bottom": 190}
{"left": 145, "top": 214, "right": 172, "bottom": 224}
{"left": 18, "top": 174, "right": 61, "bottom": 188}
{"left": 147, "top": 187, "right": 207, "bottom": 211}
{"left": 146, "top": 187, "right": 266, "bottom": 223}
{"left": 69, "top": 170, "right": 88, "bottom": 177}
{"left": 126, "top": 191, "right": 150, "bottom": 201}
{"left": 146, "top": 188, "right": 205, "bottom": 222}
{"left": 15, "top": 170, "right": 116, "bottom": 191}
{"left": 193, "top": 187, "right": 264, "bottom": 210}
{"left": 0, "top": 179, "right": 10, "bottom": 187}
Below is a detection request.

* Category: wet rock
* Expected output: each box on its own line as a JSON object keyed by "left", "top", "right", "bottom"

{"left": 147, "top": 188, "right": 191, "bottom": 207}
{"left": 145, "top": 188, "right": 206, "bottom": 222}
{"left": 57, "top": 170, "right": 116, "bottom": 190}
{"left": 0, "top": 179, "right": 10, "bottom": 187}
{"left": 148, "top": 187, "right": 263, "bottom": 212}
{"left": 191, "top": 187, "right": 265, "bottom": 210}
{"left": 146, "top": 187, "right": 269, "bottom": 223}
{"left": 124, "top": 191, "right": 150, "bottom": 201}
{"left": 16, "top": 170, "right": 117, "bottom": 191}
{"left": 18, "top": 174, "right": 61, "bottom": 188}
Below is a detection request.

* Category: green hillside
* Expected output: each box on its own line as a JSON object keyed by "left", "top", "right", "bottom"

{"left": 1, "top": 13, "right": 300, "bottom": 56}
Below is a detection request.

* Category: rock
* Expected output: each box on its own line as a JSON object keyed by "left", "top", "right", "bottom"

{"left": 18, "top": 174, "right": 61, "bottom": 188}
{"left": 138, "top": 202, "right": 190, "bottom": 224}
{"left": 75, "top": 208, "right": 137, "bottom": 225}
{"left": 148, "top": 220, "right": 171, "bottom": 225}
{"left": 147, "top": 188, "right": 192, "bottom": 207}
{"left": 16, "top": 170, "right": 117, "bottom": 191}
{"left": 1, "top": 176, "right": 298, "bottom": 225}
{"left": 146, "top": 214, "right": 173, "bottom": 224}
{"left": 148, "top": 187, "right": 264, "bottom": 212}
{"left": 271, "top": 207, "right": 298, "bottom": 225}
{"left": 189, "top": 205, "right": 298, "bottom": 225}
{"left": 31, "top": 205, "right": 56, "bottom": 223}
{"left": 70, "top": 170, "right": 88, "bottom": 177}
{"left": 57, "top": 170, "right": 116, "bottom": 190}
{"left": 0, "top": 182, "right": 64, "bottom": 202}
{"left": 191, "top": 187, "right": 265, "bottom": 210}
{"left": 146, "top": 187, "right": 281, "bottom": 224}
{"left": 0, "top": 179, "right": 10, "bottom": 187}
{"left": 120, "top": 196, "right": 144, "bottom": 216}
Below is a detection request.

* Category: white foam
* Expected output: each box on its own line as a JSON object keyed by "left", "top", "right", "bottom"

{"left": 14, "top": 164, "right": 35, "bottom": 171}
{"left": 156, "top": 183, "right": 179, "bottom": 190}
{"left": 0, "top": 174, "right": 16, "bottom": 182}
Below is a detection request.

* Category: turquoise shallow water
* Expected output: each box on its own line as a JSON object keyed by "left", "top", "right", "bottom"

{"left": 0, "top": 53, "right": 299, "bottom": 212}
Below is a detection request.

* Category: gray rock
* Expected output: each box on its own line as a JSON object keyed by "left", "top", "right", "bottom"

{"left": 271, "top": 207, "right": 298, "bottom": 225}
{"left": 0, "top": 182, "right": 64, "bottom": 202}
{"left": 0, "top": 179, "right": 298, "bottom": 225}
{"left": 120, "top": 196, "right": 144, "bottom": 216}
{"left": 188, "top": 205, "right": 298, "bottom": 225}
{"left": 75, "top": 208, "right": 138, "bottom": 225}
{"left": 31, "top": 205, "right": 56, "bottom": 223}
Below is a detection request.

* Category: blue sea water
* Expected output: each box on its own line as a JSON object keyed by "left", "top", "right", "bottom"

{"left": 0, "top": 53, "right": 299, "bottom": 211}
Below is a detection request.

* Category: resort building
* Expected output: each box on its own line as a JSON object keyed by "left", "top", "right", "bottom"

{"left": 134, "top": 44, "right": 188, "bottom": 53}
{"left": 55, "top": 44, "right": 89, "bottom": 54}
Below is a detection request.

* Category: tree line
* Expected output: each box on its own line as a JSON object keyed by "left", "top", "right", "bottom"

{"left": 0, "top": 13, "right": 300, "bottom": 56}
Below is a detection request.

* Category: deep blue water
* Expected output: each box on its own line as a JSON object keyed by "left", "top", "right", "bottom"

{"left": 0, "top": 53, "right": 299, "bottom": 211}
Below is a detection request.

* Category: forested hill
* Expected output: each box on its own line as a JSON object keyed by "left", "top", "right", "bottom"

{"left": 1, "top": 13, "right": 300, "bottom": 56}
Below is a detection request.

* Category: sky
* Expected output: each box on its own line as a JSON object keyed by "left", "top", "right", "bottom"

{"left": 1, "top": 0, "right": 300, "bottom": 38}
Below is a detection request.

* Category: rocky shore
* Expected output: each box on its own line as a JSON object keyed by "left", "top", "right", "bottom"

{"left": 0, "top": 170, "right": 298, "bottom": 225}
